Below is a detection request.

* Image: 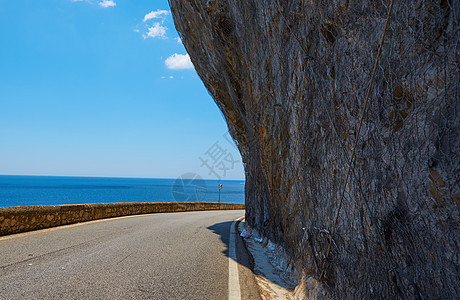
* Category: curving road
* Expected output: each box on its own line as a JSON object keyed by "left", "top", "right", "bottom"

{"left": 0, "top": 210, "right": 261, "bottom": 299}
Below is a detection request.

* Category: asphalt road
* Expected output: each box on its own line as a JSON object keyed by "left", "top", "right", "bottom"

{"left": 0, "top": 210, "right": 261, "bottom": 299}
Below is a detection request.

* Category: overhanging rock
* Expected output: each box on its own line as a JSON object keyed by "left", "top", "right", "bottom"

{"left": 170, "top": 1, "right": 459, "bottom": 298}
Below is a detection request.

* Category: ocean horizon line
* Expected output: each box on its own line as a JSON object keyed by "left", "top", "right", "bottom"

{"left": 0, "top": 174, "right": 245, "bottom": 182}
{"left": 0, "top": 175, "right": 245, "bottom": 207}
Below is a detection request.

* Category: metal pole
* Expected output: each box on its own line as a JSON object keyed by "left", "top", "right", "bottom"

{"left": 218, "top": 184, "right": 222, "bottom": 208}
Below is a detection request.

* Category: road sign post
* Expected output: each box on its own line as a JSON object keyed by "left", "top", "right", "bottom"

{"left": 218, "top": 184, "right": 222, "bottom": 208}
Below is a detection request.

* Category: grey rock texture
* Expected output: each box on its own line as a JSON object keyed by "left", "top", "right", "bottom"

{"left": 169, "top": 0, "right": 459, "bottom": 298}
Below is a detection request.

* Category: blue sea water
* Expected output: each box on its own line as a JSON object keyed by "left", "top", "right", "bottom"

{"left": 0, "top": 175, "right": 245, "bottom": 207}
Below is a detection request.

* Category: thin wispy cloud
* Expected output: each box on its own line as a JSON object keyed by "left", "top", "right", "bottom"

{"left": 143, "top": 23, "right": 167, "bottom": 39}
{"left": 165, "top": 53, "right": 194, "bottom": 70}
{"left": 74, "top": 0, "right": 117, "bottom": 7}
{"left": 143, "top": 10, "right": 169, "bottom": 22}
{"left": 99, "top": 0, "right": 116, "bottom": 8}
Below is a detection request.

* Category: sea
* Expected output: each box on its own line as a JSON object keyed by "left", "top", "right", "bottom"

{"left": 0, "top": 175, "right": 245, "bottom": 207}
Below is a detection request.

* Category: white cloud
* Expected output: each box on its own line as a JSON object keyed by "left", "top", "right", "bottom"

{"left": 143, "top": 23, "right": 167, "bottom": 39}
{"left": 169, "top": 76, "right": 174, "bottom": 79}
{"left": 175, "top": 37, "right": 182, "bottom": 43}
{"left": 99, "top": 0, "right": 116, "bottom": 8}
{"left": 143, "top": 10, "right": 169, "bottom": 22}
{"left": 165, "top": 53, "right": 194, "bottom": 70}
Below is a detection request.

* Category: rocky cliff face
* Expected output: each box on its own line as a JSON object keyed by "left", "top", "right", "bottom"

{"left": 169, "top": 1, "right": 459, "bottom": 298}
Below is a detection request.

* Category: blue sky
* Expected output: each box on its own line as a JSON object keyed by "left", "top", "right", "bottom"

{"left": 0, "top": 0, "right": 244, "bottom": 180}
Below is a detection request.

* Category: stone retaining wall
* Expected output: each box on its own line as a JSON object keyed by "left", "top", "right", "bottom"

{"left": 0, "top": 202, "right": 245, "bottom": 236}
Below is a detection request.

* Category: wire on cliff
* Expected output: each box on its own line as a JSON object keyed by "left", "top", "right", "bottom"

{"left": 319, "top": 0, "right": 396, "bottom": 281}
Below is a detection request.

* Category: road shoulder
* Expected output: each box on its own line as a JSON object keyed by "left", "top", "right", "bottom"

{"left": 234, "top": 220, "right": 262, "bottom": 299}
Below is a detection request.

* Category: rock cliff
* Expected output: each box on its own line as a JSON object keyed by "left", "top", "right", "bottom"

{"left": 169, "top": 1, "right": 459, "bottom": 298}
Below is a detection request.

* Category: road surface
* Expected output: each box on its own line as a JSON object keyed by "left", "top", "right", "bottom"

{"left": 0, "top": 210, "right": 260, "bottom": 299}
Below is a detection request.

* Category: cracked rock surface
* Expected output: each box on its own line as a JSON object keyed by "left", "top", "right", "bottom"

{"left": 169, "top": 1, "right": 459, "bottom": 298}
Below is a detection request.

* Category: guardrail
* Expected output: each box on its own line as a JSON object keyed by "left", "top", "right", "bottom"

{"left": 0, "top": 202, "right": 245, "bottom": 236}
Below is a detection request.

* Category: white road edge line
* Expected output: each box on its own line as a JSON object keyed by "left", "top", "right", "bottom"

{"left": 229, "top": 216, "right": 244, "bottom": 300}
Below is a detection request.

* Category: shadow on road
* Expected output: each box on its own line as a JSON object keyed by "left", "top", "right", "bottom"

{"left": 207, "top": 220, "right": 295, "bottom": 296}
{"left": 207, "top": 220, "right": 263, "bottom": 299}
{"left": 206, "top": 221, "right": 233, "bottom": 261}
{"left": 207, "top": 220, "right": 254, "bottom": 271}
